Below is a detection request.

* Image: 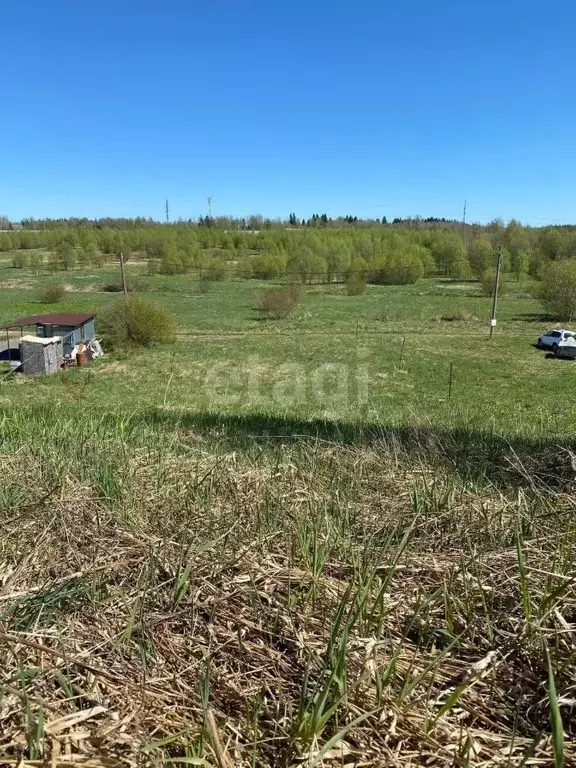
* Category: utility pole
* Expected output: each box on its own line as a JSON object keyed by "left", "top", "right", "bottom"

{"left": 165, "top": 199, "right": 170, "bottom": 225}
{"left": 489, "top": 247, "right": 503, "bottom": 339}
{"left": 207, "top": 196, "right": 212, "bottom": 219}
{"left": 119, "top": 251, "right": 128, "bottom": 296}
{"left": 462, "top": 199, "right": 468, "bottom": 248}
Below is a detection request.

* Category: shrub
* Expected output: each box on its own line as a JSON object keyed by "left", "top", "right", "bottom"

{"left": 439, "top": 311, "right": 475, "bottom": 322}
{"left": 376, "top": 257, "right": 424, "bottom": 285}
{"left": 540, "top": 260, "right": 576, "bottom": 321}
{"left": 98, "top": 295, "right": 177, "bottom": 349}
{"left": 101, "top": 278, "right": 147, "bottom": 293}
{"left": 255, "top": 283, "right": 303, "bottom": 319}
{"left": 28, "top": 252, "right": 45, "bottom": 274}
{"left": 480, "top": 268, "right": 497, "bottom": 297}
{"left": 345, "top": 272, "right": 366, "bottom": 295}
{"left": 36, "top": 282, "right": 66, "bottom": 303}
{"left": 202, "top": 259, "right": 227, "bottom": 281}
{"left": 480, "top": 268, "right": 511, "bottom": 298}
{"left": 252, "top": 252, "right": 287, "bottom": 279}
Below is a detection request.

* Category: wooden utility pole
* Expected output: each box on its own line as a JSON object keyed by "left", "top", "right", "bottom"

{"left": 489, "top": 247, "right": 503, "bottom": 339}
{"left": 119, "top": 252, "right": 128, "bottom": 296}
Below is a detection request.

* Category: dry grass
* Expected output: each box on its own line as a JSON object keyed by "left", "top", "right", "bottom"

{"left": 1, "top": 414, "right": 576, "bottom": 766}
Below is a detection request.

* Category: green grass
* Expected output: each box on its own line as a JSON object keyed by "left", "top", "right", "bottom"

{"left": 1, "top": 260, "right": 576, "bottom": 765}
{"left": 0, "top": 267, "right": 573, "bottom": 437}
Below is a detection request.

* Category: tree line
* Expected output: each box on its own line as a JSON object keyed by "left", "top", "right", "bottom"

{"left": 3, "top": 219, "right": 576, "bottom": 287}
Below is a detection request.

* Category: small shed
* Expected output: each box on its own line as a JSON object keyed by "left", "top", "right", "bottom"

{"left": 20, "top": 335, "right": 64, "bottom": 375}
{"left": 2, "top": 312, "right": 96, "bottom": 363}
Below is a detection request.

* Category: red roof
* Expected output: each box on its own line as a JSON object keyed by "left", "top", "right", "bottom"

{"left": 1, "top": 312, "right": 95, "bottom": 329}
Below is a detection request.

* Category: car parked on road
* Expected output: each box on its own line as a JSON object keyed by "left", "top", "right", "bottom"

{"left": 537, "top": 329, "right": 576, "bottom": 352}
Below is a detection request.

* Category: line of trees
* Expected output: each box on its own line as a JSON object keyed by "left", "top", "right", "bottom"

{"left": 4, "top": 218, "right": 576, "bottom": 286}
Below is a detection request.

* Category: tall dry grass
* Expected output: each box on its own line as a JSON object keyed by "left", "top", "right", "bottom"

{"left": 0, "top": 407, "right": 575, "bottom": 766}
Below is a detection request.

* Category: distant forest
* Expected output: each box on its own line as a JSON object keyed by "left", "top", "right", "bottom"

{"left": 6, "top": 212, "right": 576, "bottom": 232}
{"left": 2, "top": 213, "right": 576, "bottom": 285}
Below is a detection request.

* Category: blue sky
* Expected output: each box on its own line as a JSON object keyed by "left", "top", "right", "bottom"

{"left": 2, "top": 0, "right": 575, "bottom": 224}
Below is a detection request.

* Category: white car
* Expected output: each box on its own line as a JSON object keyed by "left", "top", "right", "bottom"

{"left": 536, "top": 328, "right": 576, "bottom": 352}
{"left": 537, "top": 329, "right": 576, "bottom": 352}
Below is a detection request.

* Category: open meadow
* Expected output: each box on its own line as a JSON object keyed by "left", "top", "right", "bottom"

{"left": 1, "top": 243, "right": 576, "bottom": 766}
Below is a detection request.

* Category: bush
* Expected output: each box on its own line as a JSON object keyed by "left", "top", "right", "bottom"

{"left": 540, "top": 260, "right": 576, "bottom": 321}
{"left": 101, "top": 278, "right": 147, "bottom": 293}
{"left": 345, "top": 272, "right": 366, "bottom": 296}
{"left": 439, "top": 311, "right": 476, "bottom": 322}
{"left": 36, "top": 282, "right": 66, "bottom": 303}
{"left": 480, "top": 268, "right": 497, "bottom": 297}
{"left": 201, "top": 259, "right": 227, "bottom": 281}
{"left": 479, "top": 268, "right": 511, "bottom": 298}
{"left": 255, "top": 284, "right": 303, "bottom": 319}
{"left": 98, "top": 295, "right": 177, "bottom": 349}
{"left": 374, "top": 257, "right": 424, "bottom": 285}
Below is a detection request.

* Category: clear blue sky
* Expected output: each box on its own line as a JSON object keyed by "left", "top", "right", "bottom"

{"left": 2, "top": 0, "right": 575, "bottom": 224}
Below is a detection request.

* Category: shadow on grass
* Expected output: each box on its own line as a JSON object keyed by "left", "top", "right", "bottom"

{"left": 5, "top": 400, "right": 575, "bottom": 489}
{"left": 137, "top": 408, "right": 576, "bottom": 489}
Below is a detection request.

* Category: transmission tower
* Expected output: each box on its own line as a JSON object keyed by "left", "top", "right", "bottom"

{"left": 165, "top": 199, "right": 170, "bottom": 224}
{"left": 207, "top": 197, "right": 213, "bottom": 219}
{"left": 462, "top": 199, "right": 467, "bottom": 247}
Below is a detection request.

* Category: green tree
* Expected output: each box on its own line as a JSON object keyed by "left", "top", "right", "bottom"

{"left": 202, "top": 258, "right": 228, "bottom": 281}
{"left": 537, "top": 228, "right": 565, "bottom": 262}
{"left": 159, "top": 243, "right": 187, "bottom": 274}
{"left": 430, "top": 233, "right": 470, "bottom": 278}
{"left": 252, "top": 251, "right": 286, "bottom": 279}
{"left": 468, "top": 237, "right": 494, "bottom": 277}
{"left": 511, "top": 250, "right": 530, "bottom": 282}
{"left": 373, "top": 252, "right": 424, "bottom": 285}
{"left": 540, "top": 260, "right": 576, "bottom": 321}
{"left": 28, "top": 251, "right": 44, "bottom": 275}
{"left": 324, "top": 241, "right": 351, "bottom": 282}
{"left": 287, "top": 247, "right": 327, "bottom": 283}
{"left": 57, "top": 242, "right": 76, "bottom": 271}
{"left": 503, "top": 219, "right": 530, "bottom": 256}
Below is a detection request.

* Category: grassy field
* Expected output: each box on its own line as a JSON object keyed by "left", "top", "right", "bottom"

{"left": 1, "top": 253, "right": 576, "bottom": 766}
{"left": 0, "top": 256, "right": 575, "bottom": 437}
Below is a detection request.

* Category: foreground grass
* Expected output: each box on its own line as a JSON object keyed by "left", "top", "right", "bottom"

{"left": 1, "top": 406, "right": 576, "bottom": 766}
{"left": 1, "top": 268, "right": 576, "bottom": 764}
